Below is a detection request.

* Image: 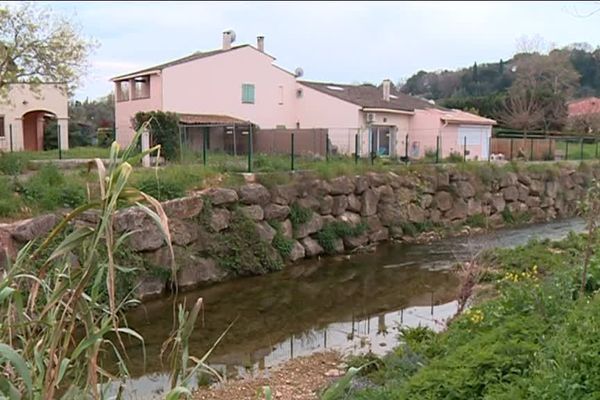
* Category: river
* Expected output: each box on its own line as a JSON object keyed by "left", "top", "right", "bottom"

{"left": 108, "top": 218, "right": 585, "bottom": 399}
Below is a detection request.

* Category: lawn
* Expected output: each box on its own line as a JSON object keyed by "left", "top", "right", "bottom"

{"left": 554, "top": 139, "right": 600, "bottom": 160}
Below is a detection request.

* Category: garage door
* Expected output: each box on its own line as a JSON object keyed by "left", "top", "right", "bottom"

{"left": 457, "top": 125, "right": 491, "bottom": 160}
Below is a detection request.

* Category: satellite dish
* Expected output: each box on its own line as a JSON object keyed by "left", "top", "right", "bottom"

{"left": 226, "top": 30, "right": 236, "bottom": 43}
{"left": 294, "top": 67, "right": 304, "bottom": 78}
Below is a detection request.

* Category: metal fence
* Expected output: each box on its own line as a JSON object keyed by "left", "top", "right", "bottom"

{"left": 490, "top": 135, "right": 600, "bottom": 161}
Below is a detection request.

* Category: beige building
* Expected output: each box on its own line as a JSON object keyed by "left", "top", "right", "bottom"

{"left": 0, "top": 84, "right": 69, "bottom": 152}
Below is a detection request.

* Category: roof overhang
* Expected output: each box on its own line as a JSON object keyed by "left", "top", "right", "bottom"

{"left": 178, "top": 113, "right": 252, "bottom": 125}
{"left": 362, "top": 107, "right": 414, "bottom": 116}
{"left": 442, "top": 117, "right": 497, "bottom": 126}
{"left": 111, "top": 70, "right": 161, "bottom": 82}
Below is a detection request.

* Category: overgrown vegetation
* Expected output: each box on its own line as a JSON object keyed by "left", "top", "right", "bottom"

{"left": 269, "top": 220, "right": 294, "bottom": 258}
{"left": 289, "top": 202, "right": 313, "bottom": 228}
{"left": 134, "top": 111, "right": 181, "bottom": 161}
{"left": 207, "top": 209, "right": 283, "bottom": 275}
{"left": 316, "top": 221, "right": 368, "bottom": 254}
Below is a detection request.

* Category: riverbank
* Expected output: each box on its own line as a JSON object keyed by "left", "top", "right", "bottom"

{"left": 330, "top": 231, "right": 600, "bottom": 399}
{"left": 193, "top": 351, "right": 342, "bottom": 400}
{"left": 1, "top": 161, "right": 597, "bottom": 302}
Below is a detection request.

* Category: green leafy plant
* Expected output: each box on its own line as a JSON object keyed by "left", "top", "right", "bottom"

{"left": 134, "top": 110, "right": 181, "bottom": 161}
{"left": 316, "top": 221, "right": 367, "bottom": 254}
{"left": 289, "top": 202, "right": 312, "bottom": 227}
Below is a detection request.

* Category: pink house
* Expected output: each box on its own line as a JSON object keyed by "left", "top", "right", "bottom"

{"left": 112, "top": 31, "right": 495, "bottom": 160}
{"left": 568, "top": 97, "right": 600, "bottom": 117}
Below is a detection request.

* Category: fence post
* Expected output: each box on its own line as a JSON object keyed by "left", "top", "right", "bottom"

{"left": 354, "top": 133, "right": 359, "bottom": 165}
{"left": 9, "top": 124, "right": 13, "bottom": 152}
{"left": 548, "top": 137, "right": 552, "bottom": 160}
{"left": 202, "top": 129, "right": 207, "bottom": 166}
{"left": 510, "top": 138, "right": 514, "bottom": 160}
{"left": 580, "top": 138, "right": 584, "bottom": 160}
{"left": 463, "top": 135, "right": 467, "bottom": 162}
{"left": 325, "top": 133, "right": 329, "bottom": 163}
{"left": 487, "top": 136, "right": 491, "bottom": 163}
{"left": 435, "top": 135, "right": 440, "bottom": 164}
{"left": 291, "top": 133, "right": 295, "bottom": 171}
{"left": 596, "top": 138, "right": 599, "bottom": 159}
{"left": 58, "top": 124, "right": 62, "bottom": 160}
{"left": 405, "top": 134, "right": 409, "bottom": 164}
{"left": 247, "top": 125, "right": 253, "bottom": 173}
{"left": 565, "top": 140, "right": 569, "bottom": 160}
{"left": 530, "top": 138, "right": 534, "bottom": 161}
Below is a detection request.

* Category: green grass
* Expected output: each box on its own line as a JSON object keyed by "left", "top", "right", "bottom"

{"left": 337, "top": 233, "right": 600, "bottom": 400}
{"left": 17, "top": 146, "right": 113, "bottom": 161}
{"left": 554, "top": 140, "right": 599, "bottom": 160}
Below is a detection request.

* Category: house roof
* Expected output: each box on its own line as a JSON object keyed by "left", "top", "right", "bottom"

{"left": 111, "top": 44, "right": 274, "bottom": 81}
{"left": 178, "top": 113, "right": 250, "bottom": 125}
{"left": 298, "top": 80, "right": 441, "bottom": 112}
{"left": 439, "top": 109, "right": 497, "bottom": 125}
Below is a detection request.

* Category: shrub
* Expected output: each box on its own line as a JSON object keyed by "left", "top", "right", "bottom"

{"left": 21, "top": 165, "right": 85, "bottom": 211}
{"left": 0, "top": 177, "right": 20, "bottom": 217}
{"left": 0, "top": 152, "right": 28, "bottom": 175}
{"left": 136, "top": 176, "right": 186, "bottom": 201}
{"left": 134, "top": 111, "right": 180, "bottom": 160}
{"left": 269, "top": 220, "right": 294, "bottom": 258}
{"left": 289, "top": 202, "right": 312, "bottom": 227}
{"left": 466, "top": 213, "right": 486, "bottom": 228}
{"left": 316, "top": 221, "right": 367, "bottom": 254}
{"left": 444, "top": 152, "right": 464, "bottom": 163}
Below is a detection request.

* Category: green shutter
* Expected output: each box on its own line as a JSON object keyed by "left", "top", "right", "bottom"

{"left": 242, "top": 84, "right": 255, "bottom": 104}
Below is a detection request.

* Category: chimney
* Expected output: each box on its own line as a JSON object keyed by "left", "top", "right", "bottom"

{"left": 257, "top": 36, "right": 265, "bottom": 52}
{"left": 222, "top": 30, "right": 233, "bottom": 50}
{"left": 382, "top": 79, "right": 391, "bottom": 102}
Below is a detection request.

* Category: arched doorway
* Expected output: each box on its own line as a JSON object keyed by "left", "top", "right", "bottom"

{"left": 22, "top": 110, "right": 57, "bottom": 151}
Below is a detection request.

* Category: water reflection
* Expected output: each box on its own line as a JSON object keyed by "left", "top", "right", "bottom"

{"left": 107, "top": 218, "right": 584, "bottom": 398}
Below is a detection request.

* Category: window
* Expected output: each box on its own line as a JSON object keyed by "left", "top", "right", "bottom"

{"left": 116, "top": 81, "right": 130, "bottom": 102}
{"left": 242, "top": 83, "right": 255, "bottom": 104}
{"left": 0, "top": 116, "right": 4, "bottom": 138}
{"left": 132, "top": 76, "right": 151, "bottom": 100}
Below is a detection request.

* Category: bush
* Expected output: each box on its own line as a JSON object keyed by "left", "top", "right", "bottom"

{"left": 269, "top": 220, "right": 294, "bottom": 258}
{"left": 444, "top": 152, "right": 464, "bottom": 163}
{"left": 0, "top": 152, "right": 28, "bottom": 175}
{"left": 316, "top": 221, "right": 367, "bottom": 254}
{"left": 289, "top": 202, "right": 312, "bottom": 227}
{"left": 135, "top": 176, "right": 186, "bottom": 201}
{"left": 134, "top": 111, "right": 180, "bottom": 161}
{"left": 21, "top": 165, "right": 85, "bottom": 211}
{"left": 0, "top": 177, "right": 20, "bottom": 217}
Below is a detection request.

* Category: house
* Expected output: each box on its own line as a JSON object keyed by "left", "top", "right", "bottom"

{"left": 568, "top": 97, "right": 600, "bottom": 117}
{"left": 0, "top": 84, "right": 69, "bottom": 152}
{"left": 112, "top": 31, "right": 495, "bottom": 160}
{"left": 567, "top": 97, "right": 600, "bottom": 134}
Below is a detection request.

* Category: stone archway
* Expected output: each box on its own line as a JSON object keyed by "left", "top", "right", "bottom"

{"left": 22, "top": 110, "right": 57, "bottom": 151}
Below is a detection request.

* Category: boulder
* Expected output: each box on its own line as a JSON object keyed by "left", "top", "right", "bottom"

{"left": 343, "top": 234, "right": 369, "bottom": 249}
{"left": 255, "top": 221, "right": 277, "bottom": 243}
{"left": 407, "top": 204, "right": 425, "bottom": 223}
{"left": 526, "top": 196, "right": 541, "bottom": 208}
{"left": 338, "top": 212, "right": 362, "bottom": 226}
{"left": 330, "top": 176, "right": 355, "bottom": 195}
{"left": 530, "top": 207, "right": 547, "bottom": 222}
{"left": 375, "top": 185, "right": 395, "bottom": 203}
{"left": 456, "top": 181, "right": 476, "bottom": 198}
{"left": 365, "top": 215, "right": 384, "bottom": 232}
{"left": 467, "top": 199, "right": 483, "bottom": 216}
{"left": 436, "top": 171, "right": 450, "bottom": 190}
{"left": 433, "top": 191, "right": 453, "bottom": 211}
{"left": 128, "top": 226, "right": 166, "bottom": 252}
{"left": 502, "top": 186, "right": 519, "bottom": 201}
{"left": 210, "top": 208, "right": 231, "bottom": 232}
{"left": 134, "top": 276, "right": 165, "bottom": 302}
{"left": 169, "top": 219, "right": 197, "bottom": 246}
{"left": 301, "top": 237, "right": 324, "bottom": 257}
{"left": 294, "top": 213, "right": 324, "bottom": 239}
{"left": 369, "top": 227, "right": 389, "bottom": 242}
{"left": 176, "top": 257, "right": 226, "bottom": 289}
{"left": 445, "top": 199, "right": 468, "bottom": 221}
{"left": 420, "top": 194, "right": 433, "bottom": 209}
{"left": 361, "top": 189, "right": 379, "bottom": 216}
{"left": 389, "top": 225, "right": 404, "bottom": 238}
{"left": 378, "top": 204, "right": 404, "bottom": 226}
{"left": 347, "top": 194, "right": 362, "bottom": 212}
{"left": 0, "top": 226, "right": 17, "bottom": 270}
{"left": 500, "top": 172, "right": 518, "bottom": 188}
{"left": 270, "top": 185, "right": 298, "bottom": 205}
{"left": 491, "top": 193, "right": 506, "bottom": 213}
{"left": 288, "top": 240, "right": 306, "bottom": 261}
{"left": 517, "top": 173, "right": 532, "bottom": 186}
{"left": 308, "top": 179, "right": 332, "bottom": 197}
{"left": 355, "top": 176, "right": 369, "bottom": 194}
{"left": 366, "top": 172, "right": 388, "bottom": 187}
{"left": 518, "top": 184, "right": 529, "bottom": 202}
{"left": 545, "top": 181, "right": 559, "bottom": 199}
{"left": 507, "top": 201, "right": 528, "bottom": 214}
{"left": 238, "top": 183, "right": 271, "bottom": 205}
{"left": 331, "top": 238, "right": 345, "bottom": 254}
{"left": 263, "top": 204, "right": 290, "bottom": 221}
{"left": 162, "top": 195, "right": 203, "bottom": 219}
{"left": 396, "top": 187, "right": 416, "bottom": 204}
{"left": 319, "top": 195, "right": 334, "bottom": 215}
{"left": 429, "top": 209, "right": 443, "bottom": 224}
{"left": 297, "top": 196, "right": 321, "bottom": 211}
{"left": 488, "top": 213, "right": 504, "bottom": 228}
{"left": 322, "top": 215, "right": 337, "bottom": 225}
{"left": 559, "top": 174, "right": 575, "bottom": 190}
{"left": 529, "top": 179, "right": 544, "bottom": 196}
{"left": 331, "top": 195, "right": 348, "bottom": 216}
{"left": 11, "top": 214, "right": 58, "bottom": 243}
{"left": 241, "top": 205, "right": 264, "bottom": 221}
{"left": 203, "top": 187, "right": 238, "bottom": 206}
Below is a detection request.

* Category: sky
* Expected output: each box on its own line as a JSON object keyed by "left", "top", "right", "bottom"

{"left": 38, "top": 1, "right": 600, "bottom": 101}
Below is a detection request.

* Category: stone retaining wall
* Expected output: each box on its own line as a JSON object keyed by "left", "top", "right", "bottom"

{"left": 1, "top": 163, "right": 597, "bottom": 301}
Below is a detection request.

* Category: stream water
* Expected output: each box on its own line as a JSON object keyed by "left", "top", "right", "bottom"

{"left": 110, "top": 218, "right": 585, "bottom": 399}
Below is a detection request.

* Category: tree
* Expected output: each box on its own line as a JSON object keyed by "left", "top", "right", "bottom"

{"left": 0, "top": 2, "right": 95, "bottom": 96}
{"left": 502, "top": 50, "right": 580, "bottom": 133}
{"left": 134, "top": 111, "right": 180, "bottom": 161}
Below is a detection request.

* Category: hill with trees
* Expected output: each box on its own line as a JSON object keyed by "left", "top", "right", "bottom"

{"left": 401, "top": 43, "right": 600, "bottom": 134}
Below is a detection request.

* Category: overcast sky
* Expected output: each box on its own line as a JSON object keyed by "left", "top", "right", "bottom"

{"left": 42, "top": 1, "right": 600, "bottom": 100}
